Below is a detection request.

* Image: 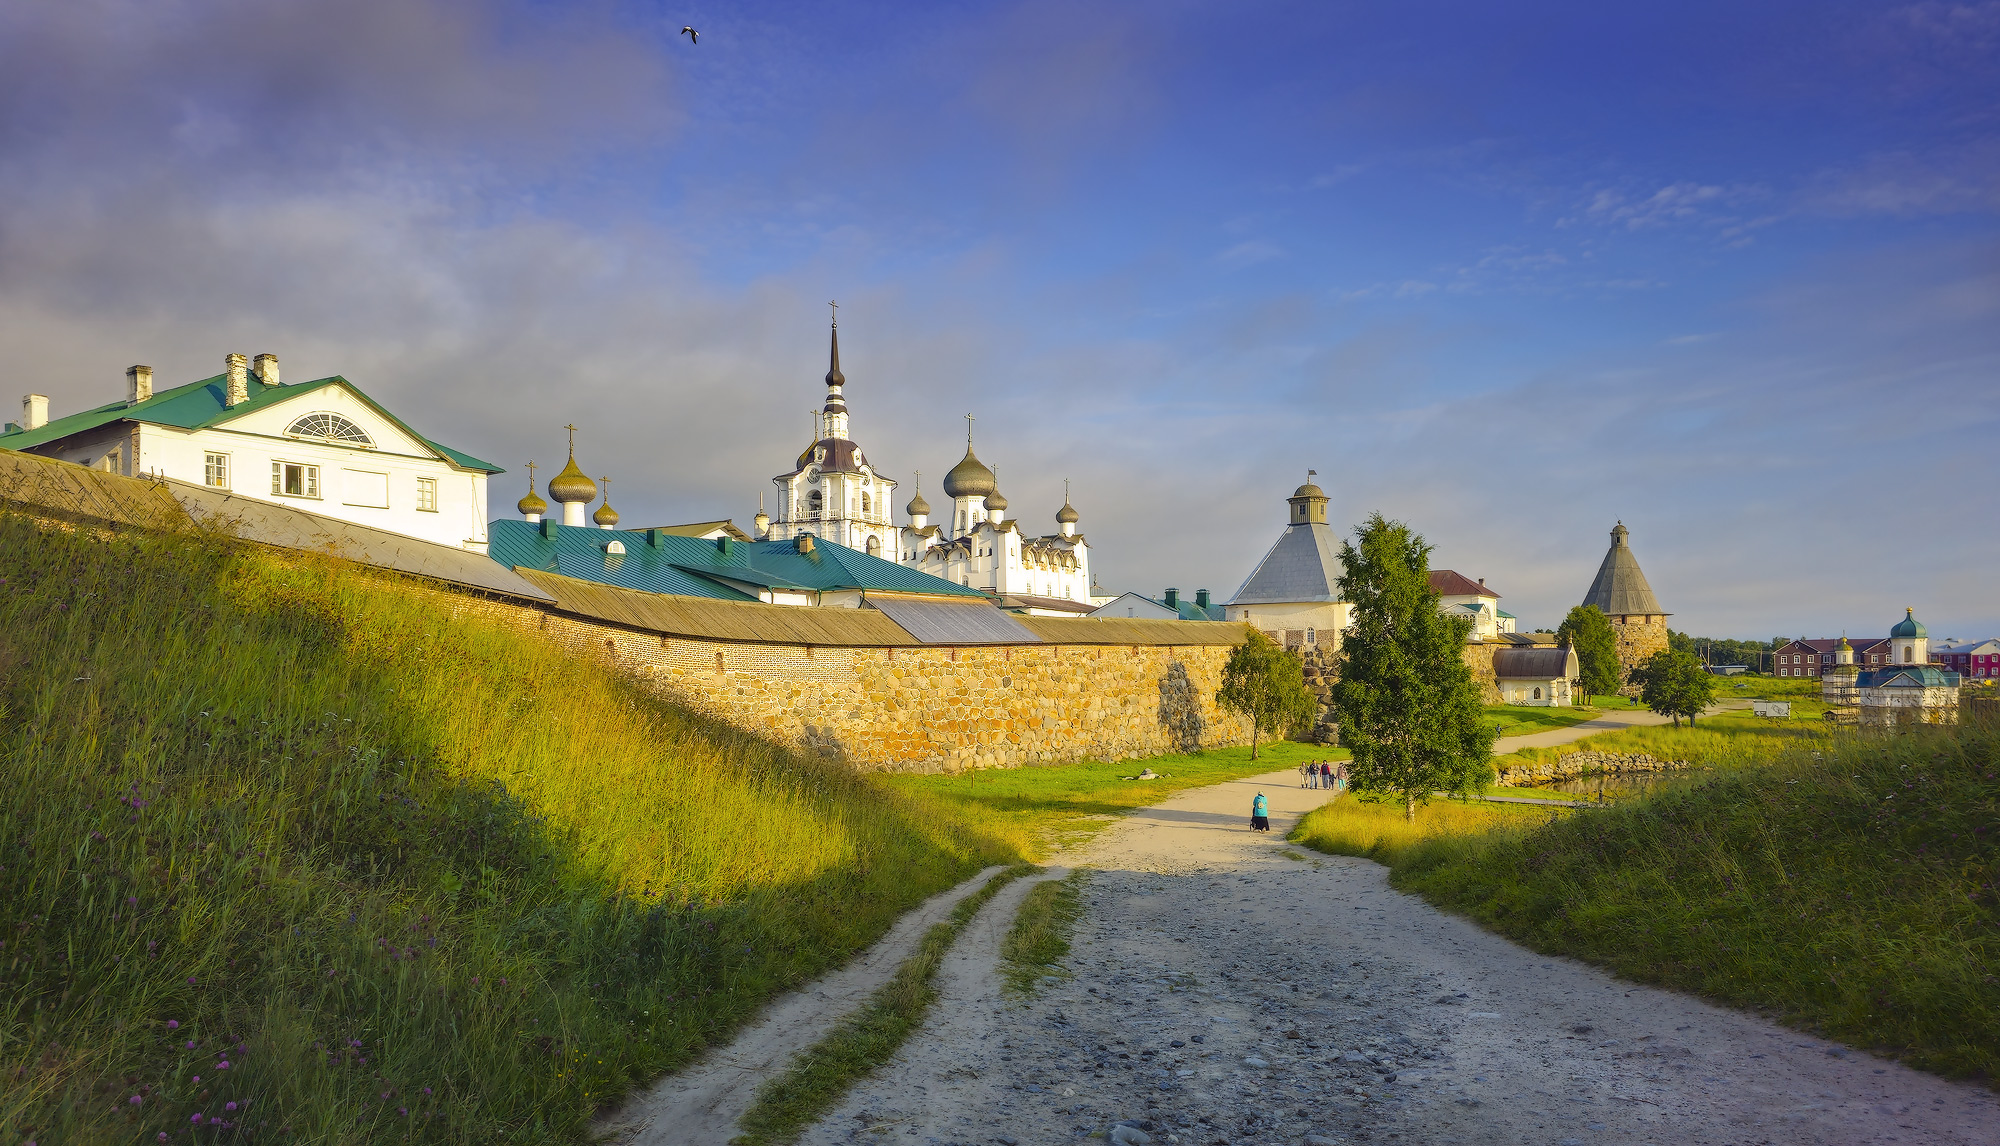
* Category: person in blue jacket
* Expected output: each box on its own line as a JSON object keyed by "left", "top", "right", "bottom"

{"left": 1250, "top": 791, "right": 1271, "bottom": 832}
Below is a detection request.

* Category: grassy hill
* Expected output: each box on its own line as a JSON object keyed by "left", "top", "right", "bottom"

{"left": 0, "top": 513, "right": 1019, "bottom": 1143}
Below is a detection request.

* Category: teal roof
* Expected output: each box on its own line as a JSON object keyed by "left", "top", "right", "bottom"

{"left": 1889, "top": 608, "right": 1927, "bottom": 639}
{"left": 1496, "top": 609, "right": 1517, "bottom": 619}
{"left": 486, "top": 519, "right": 986, "bottom": 602}
{"left": 0, "top": 372, "right": 503, "bottom": 474}
{"left": 1857, "top": 665, "right": 1960, "bottom": 689}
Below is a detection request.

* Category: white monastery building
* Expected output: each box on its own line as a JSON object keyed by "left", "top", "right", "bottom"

{"left": 3, "top": 354, "right": 500, "bottom": 551}
{"left": 752, "top": 317, "right": 1096, "bottom": 614}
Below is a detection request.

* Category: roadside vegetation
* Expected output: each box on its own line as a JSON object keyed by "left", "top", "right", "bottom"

{"left": 0, "top": 514, "right": 1019, "bottom": 1144}
{"left": 1296, "top": 720, "right": 2000, "bottom": 1083}
{"left": 1483, "top": 704, "right": 1597, "bottom": 739}
{"left": 1492, "top": 702, "right": 1835, "bottom": 780}
{"left": 882, "top": 741, "right": 1340, "bottom": 858}
{"left": 1000, "top": 869, "right": 1091, "bottom": 995}
{"left": 733, "top": 866, "right": 1034, "bottom": 1145}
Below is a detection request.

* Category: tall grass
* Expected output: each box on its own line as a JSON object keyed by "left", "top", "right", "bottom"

{"left": 0, "top": 515, "right": 1016, "bottom": 1143}
{"left": 1364, "top": 724, "right": 2000, "bottom": 1082}
{"left": 1494, "top": 705, "right": 1835, "bottom": 779}
{"left": 1289, "top": 796, "right": 1555, "bottom": 862}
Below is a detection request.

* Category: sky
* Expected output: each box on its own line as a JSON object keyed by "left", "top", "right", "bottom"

{"left": 2, "top": 0, "right": 1996, "bottom": 642}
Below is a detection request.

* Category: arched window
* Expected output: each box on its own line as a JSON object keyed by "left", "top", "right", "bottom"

{"left": 865, "top": 536, "right": 881, "bottom": 557}
{"left": 285, "top": 412, "right": 373, "bottom": 446}
{"left": 1904, "top": 646, "right": 1913, "bottom": 663}
{"left": 1533, "top": 687, "right": 1542, "bottom": 700}
{"left": 807, "top": 490, "right": 823, "bottom": 517}
{"left": 861, "top": 493, "right": 872, "bottom": 515}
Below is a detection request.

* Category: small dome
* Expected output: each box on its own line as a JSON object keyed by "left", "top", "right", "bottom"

{"left": 906, "top": 490, "right": 932, "bottom": 516}
{"left": 1889, "top": 607, "right": 1926, "bottom": 639}
{"left": 942, "top": 446, "right": 997, "bottom": 498}
{"left": 517, "top": 486, "right": 548, "bottom": 516}
{"left": 593, "top": 500, "right": 620, "bottom": 527}
{"left": 1056, "top": 501, "right": 1079, "bottom": 525}
{"left": 548, "top": 455, "right": 597, "bottom": 504}
{"left": 1837, "top": 634, "right": 1852, "bottom": 650}
{"left": 984, "top": 488, "right": 1008, "bottom": 512}
{"left": 1291, "top": 482, "right": 1326, "bottom": 500}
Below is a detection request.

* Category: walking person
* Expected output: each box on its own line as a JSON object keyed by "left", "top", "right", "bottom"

{"left": 1251, "top": 791, "right": 1271, "bottom": 832}
{"left": 1312, "top": 761, "right": 1324, "bottom": 789}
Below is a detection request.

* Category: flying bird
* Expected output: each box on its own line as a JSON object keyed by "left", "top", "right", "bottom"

{"left": 681, "top": 26, "right": 698, "bottom": 44}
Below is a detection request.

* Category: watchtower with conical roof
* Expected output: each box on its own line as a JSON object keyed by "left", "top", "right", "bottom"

{"left": 1580, "top": 521, "right": 1670, "bottom": 690}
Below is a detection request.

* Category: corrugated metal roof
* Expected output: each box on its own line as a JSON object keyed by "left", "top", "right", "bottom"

{"left": 0, "top": 373, "right": 502, "bottom": 473}
{"left": 1017, "top": 615, "right": 1249, "bottom": 647}
{"left": 867, "top": 596, "right": 1043, "bottom": 645}
{"left": 1227, "top": 522, "right": 1345, "bottom": 605}
{"left": 0, "top": 447, "right": 189, "bottom": 532}
{"left": 1493, "top": 646, "right": 1577, "bottom": 680}
{"left": 488, "top": 519, "right": 983, "bottom": 602}
{"left": 513, "top": 568, "right": 921, "bottom": 645}
{"left": 169, "top": 483, "right": 551, "bottom": 602}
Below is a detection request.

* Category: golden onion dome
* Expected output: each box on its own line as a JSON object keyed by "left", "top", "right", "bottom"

{"left": 593, "top": 500, "right": 620, "bottom": 527}
{"left": 547, "top": 454, "right": 597, "bottom": 504}
{"left": 1056, "top": 500, "right": 1079, "bottom": 525}
{"left": 983, "top": 487, "right": 1008, "bottom": 512}
{"left": 518, "top": 487, "right": 548, "bottom": 516}
{"left": 941, "top": 445, "right": 997, "bottom": 498}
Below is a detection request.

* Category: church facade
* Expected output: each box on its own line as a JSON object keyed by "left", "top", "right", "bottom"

{"left": 751, "top": 319, "right": 1093, "bottom": 610}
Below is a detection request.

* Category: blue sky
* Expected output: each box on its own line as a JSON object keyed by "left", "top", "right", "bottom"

{"left": 2, "top": 0, "right": 1995, "bottom": 641}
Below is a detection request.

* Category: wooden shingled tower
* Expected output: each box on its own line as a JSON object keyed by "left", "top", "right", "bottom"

{"left": 1581, "top": 521, "right": 1670, "bottom": 693}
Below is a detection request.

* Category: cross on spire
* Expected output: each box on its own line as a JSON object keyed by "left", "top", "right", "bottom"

{"left": 564, "top": 424, "right": 578, "bottom": 457}
{"left": 965, "top": 412, "right": 975, "bottom": 445}
{"left": 829, "top": 299, "right": 838, "bottom": 327}
{"left": 526, "top": 460, "right": 538, "bottom": 490}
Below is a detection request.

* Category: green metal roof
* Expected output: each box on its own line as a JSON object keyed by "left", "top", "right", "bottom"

{"left": 487, "top": 519, "right": 986, "bottom": 602}
{"left": 0, "top": 372, "right": 503, "bottom": 474}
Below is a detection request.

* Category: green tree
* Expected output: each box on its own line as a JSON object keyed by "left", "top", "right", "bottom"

{"left": 1629, "top": 647, "right": 1717, "bottom": 727}
{"left": 1215, "top": 630, "right": 1316, "bottom": 761}
{"left": 1556, "top": 605, "right": 1621, "bottom": 699}
{"left": 1328, "top": 513, "right": 1495, "bottom": 821}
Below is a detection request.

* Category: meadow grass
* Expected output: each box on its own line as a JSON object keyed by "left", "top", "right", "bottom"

{"left": 881, "top": 741, "right": 1341, "bottom": 858}
{"left": 0, "top": 514, "right": 1019, "bottom": 1143}
{"left": 1288, "top": 795, "right": 1558, "bottom": 862}
{"left": 1301, "top": 721, "right": 2000, "bottom": 1083}
{"left": 1482, "top": 704, "right": 1598, "bottom": 738}
{"left": 732, "top": 865, "right": 1034, "bottom": 1145}
{"left": 1493, "top": 703, "right": 1837, "bottom": 780}
{"left": 999, "top": 869, "right": 1091, "bottom": 995}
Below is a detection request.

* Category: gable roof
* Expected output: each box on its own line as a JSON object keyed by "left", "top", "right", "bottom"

{"left": 1777, "top": 637, "right": 1892, "bottom": 654}
{"left": 637, "top": 520, "right": 755, "bottom": 542}
{"left": 1429, "top": 569, "right": 1499, "bottom": 598}
{"left": 1228, "top": 521, "right": 1344, "bottom": 605}
{"left": 1858, "top": 666, "right": 1962, "bottom": 689}
{"left": 1581, "top": 523, "right": 1665, "bottom": 615}
{"left": 0, "top": 372, "right": 503, "bottom": 474}
{"left": 487, "top": 519, "right": 985, "bottom": 603}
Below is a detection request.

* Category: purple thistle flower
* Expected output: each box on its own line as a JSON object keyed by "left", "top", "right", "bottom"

{"left": 191, "top": 1112, "right": 204, "bottom": 1123}
{"left": 187, "top": 1040, "right": 196, "bottom": 1049}
{"left": 225, "top": 1101, "right": 237, "bottom": 1111}
{"left": 129, "top": 1095, "right": 143, "bottom": 1105}
{"left": 217, "top": 1060, "right": 230, "bottom": 1070}
{"left": 167, "top": 1019, "right": 179, "bottom": 1029}
{"left": 398, "top": 1107, "right": 408, "bottom": 1117}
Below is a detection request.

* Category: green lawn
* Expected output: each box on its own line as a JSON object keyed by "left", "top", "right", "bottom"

{"left": 882, "top": 740, "right": 1344, "bottom": 858}
{"left": 1494, "top": 699, "right": 1835, "bottom": 778}
{"left": 1482, "top": 704, "right": 1599, "bottom": 738}
{"left": 1710, "top": 673, "right": 1825, "bottom": 700}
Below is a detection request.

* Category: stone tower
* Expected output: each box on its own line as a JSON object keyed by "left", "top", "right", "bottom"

{"left": 1580, "top": 521, "right": 1670, "bottom": 694}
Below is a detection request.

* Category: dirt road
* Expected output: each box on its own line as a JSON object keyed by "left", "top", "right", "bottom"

{"left": 800, "top": 770, "right": 1996, "bottom": 1146}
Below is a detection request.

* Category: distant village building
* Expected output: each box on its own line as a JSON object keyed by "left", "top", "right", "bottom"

{"left": 1826, "top": 608, "right": 1964, "bottom": 726}
{"left": 2, "top": 354, "right": 501, "bottom": 550}
{"left": 1772, "top": 636, "right": 1893, "bottom": 678}
{"left": 1932, "top": 637, "right": 2000, "bottom": 681}
{"left": 1090, "top": 588, "right": 1226, "bottom": 621}
{"left": 1580, "top": 521, "right": 1669, "bottom": 692}
{"left": 1225, "top": 477, "right": 1350, "bottom": 650}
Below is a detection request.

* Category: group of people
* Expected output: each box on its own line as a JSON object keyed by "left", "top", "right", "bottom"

{"left": 1299, "top": 759, "right": 1347, "bottom": 791}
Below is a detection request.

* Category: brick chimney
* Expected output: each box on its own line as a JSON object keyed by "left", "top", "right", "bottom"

{"left": 253, "top": 353, "right": 279, "bottom": 386}
{"left": 126, "top": 365, "right": 153, "bottom": 405}
{"left": 224, "top": 353, "right": 249, "bottom": 407}
{"left": 22, "top": 394, "right": 48, "bottom": 430}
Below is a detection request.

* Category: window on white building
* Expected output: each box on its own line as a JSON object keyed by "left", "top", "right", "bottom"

{"left": 416, "top": 477, "right": 438, "bottom": 512}
{"left": 861, "top": 492, "right": 871, "bottom": 516}
{"left": 204, "top": 452, "right": 230, "bottom": 488}
{"left": 272, "top": 461, "right": 320, "bottom": 498}
{"left": 808, "top": 490, "right": 823, "bottom": 517}
{"left": 285, "top": 412, "right": 374, "bottom": 446}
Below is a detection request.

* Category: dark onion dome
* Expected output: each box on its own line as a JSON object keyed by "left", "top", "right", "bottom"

{"left": 1055, "top": 500, "right": 1080, "bottom": 525}
{"left": 906, "top": 489, "right": 932, "bottom": 517}
{"left": 1889, "top": 607, "right": 1926, "bottom": 639}
{"left": 983, "top": 487, "right": 1008, "bottom": 512}
{"left": 942, "top": 445, "right": 997, "bottom": 498}
{"left": 517, "top": 484, "right": 548, "bottom": 517}
{"left": 825, "top": 324, "right": 846, "bottom": 389}
{"left": 593, "top": 499, "right": 620, "bottom": 527}
{"left": 547, "top": 455, "right": 597, "bottom": 504}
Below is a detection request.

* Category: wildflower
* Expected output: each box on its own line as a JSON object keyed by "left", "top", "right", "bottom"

{"left": 192, "top": 1113, "right": 204, "bottom": 1123}
{"left": 225, "top": 1101, "right": 238, "bottom": 1112}
{"left": 217, "top": 1060, "right": 230, "bottom": 1070}
{"left": 422, "top": 1087, "right": 432, "bottom": 1095}
{"left": 159, "top": 1135, "right": 169, "bottom": 1142}
{"left": 193, "top": 1075, "right": 200, "bottom": 1083}
{"left": 188, "top": 1040, "right": 197, "bottom": 1049}
{"left": 399, "top": 1107, "right": 408, "bottom": 1117}
{"left": 167, "top": 1019, "right": 179, "bottom": 1029}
